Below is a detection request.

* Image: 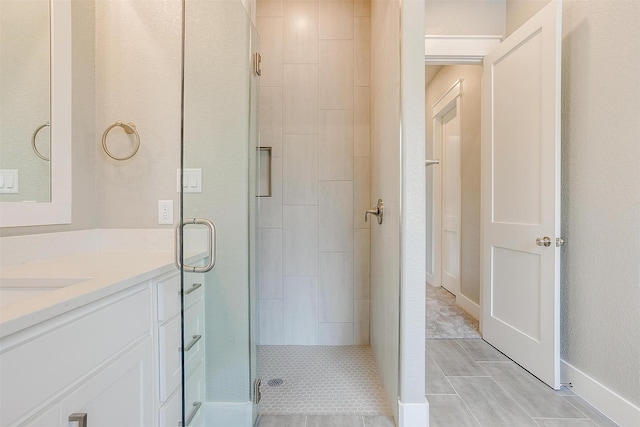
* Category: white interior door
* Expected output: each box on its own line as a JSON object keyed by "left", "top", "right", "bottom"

{"left": 481, "top": 0, "right": 562, "bottom": 389}
{"left": 440, "top": 107, "right": 461, "bottom": 296}
{"left": 430, "top": 80, "right": 463, "bottom": 296}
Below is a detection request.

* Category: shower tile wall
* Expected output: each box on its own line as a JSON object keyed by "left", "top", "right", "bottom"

{"left": 257, "top": 0, "right": 371, "bottom": 346}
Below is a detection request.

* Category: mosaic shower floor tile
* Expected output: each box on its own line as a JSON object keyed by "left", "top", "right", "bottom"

{"left": 258, "top": 345, "right": 391, "bottom": 416}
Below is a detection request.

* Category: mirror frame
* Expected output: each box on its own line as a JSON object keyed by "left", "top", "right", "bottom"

{"left": 0, "top": 0, "right": 71, "bottom": 228}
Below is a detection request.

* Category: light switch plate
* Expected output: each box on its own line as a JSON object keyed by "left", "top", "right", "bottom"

{"left": 0, "top": 170, "right": 19, "bottom": 194}
{"left": 176, "top": 168, "right": 202, "bottom": 193}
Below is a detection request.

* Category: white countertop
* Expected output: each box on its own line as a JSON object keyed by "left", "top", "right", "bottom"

{"left": 0, "top": 250, "right": 203, "bottom": 339}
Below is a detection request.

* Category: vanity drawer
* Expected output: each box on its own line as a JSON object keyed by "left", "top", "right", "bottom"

{"left": 156, "top": 272, "right": 203, "bottom": 322}
{"left": 159, "top": 362, "right": 204, "bottom": 427}
{"left": 158, "top": 299, "right": 204, "bottom": 402}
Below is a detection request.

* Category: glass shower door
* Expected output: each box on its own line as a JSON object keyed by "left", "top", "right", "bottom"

{"left": 178, "top": 1, "right": 260, "bottom": 426}
{"left": 248, "top": 21, "right": 262, "bottom": 427}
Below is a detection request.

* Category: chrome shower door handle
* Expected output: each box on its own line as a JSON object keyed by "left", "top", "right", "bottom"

{"left": 365, "top": 199, "right": 384, "bottom": 225}
{"left": 175, "top": 218, "right": 216, "bottom": 273}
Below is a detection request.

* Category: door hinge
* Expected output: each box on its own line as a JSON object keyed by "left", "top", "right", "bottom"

{"left": 254, "top": 52, "right": 262, "bottom": 77}
{"left": 253, "top": 378, "right": 262, "bottom": 404}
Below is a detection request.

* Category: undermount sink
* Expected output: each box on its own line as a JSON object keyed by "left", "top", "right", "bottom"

{"left": 0, "top": 277, "right": 91, "bottom": 308}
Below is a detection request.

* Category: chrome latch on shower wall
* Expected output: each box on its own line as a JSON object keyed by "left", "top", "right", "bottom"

{"left": 254, "top": 52, "right": 262, "bottom": 76}
{"left": 365, "top": 199, "right": 384, "bottom": 225}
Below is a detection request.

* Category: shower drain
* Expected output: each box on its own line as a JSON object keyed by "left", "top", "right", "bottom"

{"left": 267, "top": 378, "right": 284, "bottom": 387}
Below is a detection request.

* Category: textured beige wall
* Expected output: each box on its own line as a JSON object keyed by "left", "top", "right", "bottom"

{"left": 506, "top": 0, "right": 548, "bottom": 36}
{"left": 508, "top": 0, "right": 640, "bottom": 409}
{"left": 95, "top": 0, "right": 182, "bottom": 229}
{"left": 399, "top": 0, "right": 427, "bottom": 409}
{"left": 559, "top": 0, "right": 640, "bottom": 408}
{"left": 425, "top": 65, "right": 482, "bottom": 306}
{"left": 426, "top": 0, "right": 506, "bottom": 36}
{"left": 370, "top": 0, "right": 400, "bottom": 417}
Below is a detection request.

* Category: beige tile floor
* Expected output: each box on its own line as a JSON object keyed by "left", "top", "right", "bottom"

{"left": 426, "top": 339, "right": 619, "bottom": 427}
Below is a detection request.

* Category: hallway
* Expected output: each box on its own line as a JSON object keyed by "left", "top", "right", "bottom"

{"left": 426, "top": 284, "right": 479, "bottom": 339}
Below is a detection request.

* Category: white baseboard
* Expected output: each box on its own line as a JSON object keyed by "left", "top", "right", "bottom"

{"left": 456, "top": 293, "right": 480, "bottom": 321}
{"left": 398, "top": 398, "right": 429, "bottom": 427}
{"left": 203, "top": 401, "right": 254, "bottom": 427}
{"left": 561, "top": 360, "right": 640, "bottom": 427}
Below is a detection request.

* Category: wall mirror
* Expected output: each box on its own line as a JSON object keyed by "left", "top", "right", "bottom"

{"left": 0, "top": 0, "right": 71, "bottom": 228}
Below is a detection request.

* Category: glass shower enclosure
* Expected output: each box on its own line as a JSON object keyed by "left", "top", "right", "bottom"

{"left": 177, "top": 1, "right": 260, "bottom": 426}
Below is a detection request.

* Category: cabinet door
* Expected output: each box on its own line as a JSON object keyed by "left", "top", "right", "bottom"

{"left": 59, "top": 339, "right": 153, "bottom": 427}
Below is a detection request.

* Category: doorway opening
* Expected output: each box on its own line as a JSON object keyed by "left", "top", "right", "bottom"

{"left": 425, "top": 0, "right": 564, "bottom": 392}
{"left": 425, "top": 64, "right": 483, "bottom": 339}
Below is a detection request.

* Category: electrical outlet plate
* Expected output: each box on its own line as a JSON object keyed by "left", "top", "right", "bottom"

{"left": 158, "top": 200, "right": 174, "bottom": 225}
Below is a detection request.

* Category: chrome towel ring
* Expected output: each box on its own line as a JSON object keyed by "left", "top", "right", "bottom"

{"left": 102, "top": 121, "right": 140, "bottom": 161}
{"left": 32, "top": 122, "right": 50, "bottom": 161}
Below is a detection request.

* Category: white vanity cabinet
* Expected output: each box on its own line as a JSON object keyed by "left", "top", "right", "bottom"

{"left": 0, "top": 249, "right": 208, "bottom": 427}
{"left": 0, "top": 285, "right": 154, "bottom": 427}
{"left": 155, "top": 271, "right": 205, "bottom": 427}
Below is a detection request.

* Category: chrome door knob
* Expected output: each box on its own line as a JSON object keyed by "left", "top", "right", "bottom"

{"left": 536, "top": 236, "right": 552, "bottom": 247}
